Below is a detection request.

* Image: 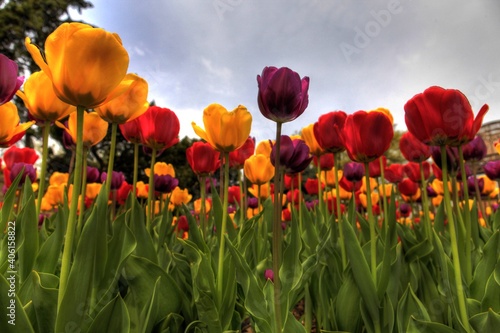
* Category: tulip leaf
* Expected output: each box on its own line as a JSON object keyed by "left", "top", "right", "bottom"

{"left": 182, "top": 204, "right": 209, "bottom": 254}
{"left": 406, "top": 317, "right": 459, "bottom": 333}
{"left": 123, "top": 255, "right": 182, "bottom": 332}
{"left": 470, "top": 309, "right": 500, "bottom": 333}
{"left": 55, "top": 184, "right": 110, "bottom": 332}
{"left": 226, "top": 238, "right": 273, "bottom": 333}
{"left": 0, "top": 170, "right": 22, "bottom": 234}
{"left": 87, "top": 294, "right": 130, "bottom": 333}
{"left": 377, "top": 190, "right": 398, "bottom": 299}
{"left": 470, "top": 230, "right": 500, "bottom": 300}
{"left": 342, "top": 216, "right": 380, "bottom": 328}
{"left": 16, "top": 178, "right": 38, "bottom": 284}
{"left": 397, "top": 284, "right": 431, "bottom": 333}
{"left": 0, "top": 273, "right": 35, "bottom": 333}
{"left": 30, "top": 271, "right": 58, "bottom": 333}
{"left": 129, "top": 197, "right": 158, "bottom": 264}
{"left": 33, "top": 208, "right": 66, "bottom": 274}
{"left": 335, "top": 271, "right": 362, "bottom": 332}
{"left": 481, "top": 263, "right": 500, "bottom": 312}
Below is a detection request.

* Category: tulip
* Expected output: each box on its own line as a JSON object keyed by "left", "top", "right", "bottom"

{"left": 404, "top": 86, "right": 488, "bottom": 147}
{"left": 399, "top": 131, "right": 432, "bottom": 163}
{"left": 153, "top": 174, "right": 179, "bottom": 194}
{"left": 271, "top": 136, "right": 312, "bottom": 175}
{"left": 244, "top": 154, "right": 275, "bottom": 186}
{"left": 431, "top": 146, "right": 459, "bottom": 175}
{"left": 229, "top": 136, "right": 255, "bottom": 168}
{"left": 3, "top": 146, "right": 38, "bottom": 169}
{"left": 284, "top": 174, "right": 300, "bottom": 190}
{"left": 168, "top": 187, "right": 192, "bottom": 208}
{"left": 145, "top": 162, "right": 176, "bottom": 177}
{"left": 95, "top": 73, "right": 149, "bottom": 124}
{"left": 462, "top": 135, "right": 487, "bottom": 162}
{"left": 343, "top": 162, "right": 365, "bottom": 183}
{"left": 0, "top": 102, "right": 35, "bottom": 147}
{"left": 25, "top": 23, "right": 129, "bottom": 109}
{"left": 85, "top": 183, "right": 102, "bottom": 201}
{"left": 384, "top": 164, "right": 405, "bottom": 183}
{"left": 304, "top": 178, "right": 322, "bottom": 195}
{"left": 0, "top": 54, "right": 24, "bottom": 105}
{"left": 186, "top": 141, "right": 220, "bottom": 176}
{"left": 227, "top": 185, "right": 242, "bottom": 206}
{"left": 16, "top": 71, "right": 75, "bottom": 122}
{"left": 398, "top": 178, "right": 420, "bottom": 198}
{"left": 49, "top": 172, "right": 70, "bottom": 186}
{"left": 484, "top": 160, "right": 500, "bottom": 180}
{"left": 313, "top": 153, "right": 334, "bottom": 171}
{"left": 86, "top": 167, "right": 100, "bottom": 183}
{"left": 10, "top": 162, "right": 37, "bottom": 186}
{"left": 119, "top": 117, "right": 143, "bottom": 144}
{"left": 301, "top": 123, "right": 323, "bottom": 156}
{"left": 192, "top": 103, "right": 252, "bottom": 152}
{"left": 135, "top": 181, "right": 149, "bottom": 199}
{"left": 404, "top": 161, "right": 431, "bottom": 183}
{"left": 368, "top": 156, "right": 386, "bottom": 178}
{"left": 100, "top": 171, "right": 125, "bottom": 190}
{"left": 57, "top": 110, "right": 108, "bottom": 148}
{"left": 255, "top": 139, "right": 273, "bottom": 157}
{"left": 135, "top": 106, "right": 180, "bottom": 153}
{"left": 313, "top": 111, "right": 347, "bottom": 153}
{"left": 257, "top": 66, "right": 309, "bottom": 123}
{"left": 343, "top": 110, "right": 393, "bottom": 163}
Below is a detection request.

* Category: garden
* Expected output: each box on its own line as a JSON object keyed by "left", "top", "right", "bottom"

{"left": 0, "top": 22, "right": 499, "bottom": 333}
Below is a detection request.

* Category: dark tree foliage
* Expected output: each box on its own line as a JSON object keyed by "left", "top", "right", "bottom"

{"left": 0, "top": 0, "right": 93, "bottom": 74}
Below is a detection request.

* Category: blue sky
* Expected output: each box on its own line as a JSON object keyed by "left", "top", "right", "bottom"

{"left": 69, "top": 0, "right": 500, "bottom": 143}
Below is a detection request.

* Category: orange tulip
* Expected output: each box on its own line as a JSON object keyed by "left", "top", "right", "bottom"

{"left": 57, "top": 110, "right": 108, "bottom": 148}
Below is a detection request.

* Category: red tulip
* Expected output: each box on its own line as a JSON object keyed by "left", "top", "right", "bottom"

{"left": 313, "top": 111, "right": 347, "bottom": 153}
{"left": 229, "top": 136, "right": 255, "bottom": 168}
{"left": 404, "top": 161, "right": 431, "bottom": 183}
{"left": 343, "top": 110, "right": 393, "bottom": 163}
{"left": 368, "top": 156, "right": 386, "bottom": 178}
{"left": 186, "top": 141, "right": 220, "bottom": 176}
{"left": 304, "top": 178, "right": 322, "bottom": 195}
{"left": 119, "top": 117, "right": 142, "bottom": 144}
{"left": 313, "top": 153, "right": 334, "bottom": 171}
{"left": 384, "top": 163, "right": 405, "bottom": 183}
{"left": 404, "top": 86, "right": 488, "bottom": 146}
{"left": 398, "top": 178, "right": 420, "bottom": 197}
{"left": 399, "top": 131, "right": 432, "bottom": 163}
{"left": 137, "top": 106, "right": 180, "bottom": 153}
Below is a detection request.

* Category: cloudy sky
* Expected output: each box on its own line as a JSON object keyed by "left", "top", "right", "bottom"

{"left": 70, "top": 0, "right": 500, "bottom": 143}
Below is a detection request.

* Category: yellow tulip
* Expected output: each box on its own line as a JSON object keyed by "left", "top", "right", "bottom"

{"left": 85, "top": 183, "right": 102, "bottom": 200}
{"left": 194, "top": 198, "right": 212, "bottom": 214}
{"left": 57, "top": 110, "right": 108, "bottom": 148}
{"left": 244, "top": 154, "right": 275, "bottom": 185}
{"left": 359, "top": 192, "right": 380, "bottom": 208}
{"left": 49, "top": 172, "right": 69, "bottom": 186}
{"left": 43, "top": 183, "right": 66, "bottom": 207}
{"left": 95, "top": 73, "right": 149, "bottom": 124}
{"left": 145, "top": 162, "right": 175, "bottom": 177}
{"left": 25, "top": 22, "right": 129, "bottom": 108}
{"left": 168, "top": 187, "right": 192, "bottom": 210}
{"left": 135, "top": 181, "right": 149, "bottom": 199}
{"left": 301, "top": 123, "right": 323, "bottom": 156}
{"left": 0, "top": 102, "right": 35, "bottom": 147}
{"left": 321, "top": 167, "right": 343, "bottom": 187}
{"left": 248, "top": 183, "right": 272, "bottom": 200}
{"left": 480, "top": 175, "right": 496, "bottom": 196}
{"left": 192, "top": 104, "right": 252, "bottom": 152}
{"left": 16, "top": 71, "right": 75, "bottom": 122}
{"left": 255, "top": 139, "right": 273, "bottom": 157}
{"left": 360, "top": 177, "right": 378, "bottom": 193}
{"left": 378, "top": 184, "right": 394, "bottom": 198}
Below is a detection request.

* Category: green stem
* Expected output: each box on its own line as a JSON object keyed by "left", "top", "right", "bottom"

{"left": 457, "top": 146, "right": 472, "bottom": 285}
{"left": 146, "top": 147, "right": 157, "bottom": 229}
{"left": 36, "top": 121, "right": 51, "bottom": 218}
{"left": 58, "top": 106, "right": 85, "bottom": 311}
{"left": 317, "top": 162, "right": 323, "bottom": 224}
{"left": 77, "top": 149, "right": 88, "bottom": 236}
{"left": 272, "top": 122, "right": 283, "bottom": 333}
{"left": 334, "top": 153, "right": 347, "bottom": 269}
{"left": 419, "top": 162, "right": 433, "bottom": 241}
{"left": 298, "top": 173, "right": 303, "bottom": 234}
{"left": 379, "top": 157, "right": 389, "bottom": 236}
{"left": 200, "top": 175, "right": 207, "bottom": 238}
{"left": 364, "top": 162, "right": 377, "bottom": 286}
{"left": 131, "top": 142, "right": 139, "bottom": 224}
{"left": 216, "top": 152, "right": 230, "bottom": 307}
{"left": 440, "top": 146, "right": 470, "bottom": 331}
{"left": 105, "top": 122, "right": 118, "bottom": 196}
{"left": 305, "top": 283, "right": 312, "bottom": 333}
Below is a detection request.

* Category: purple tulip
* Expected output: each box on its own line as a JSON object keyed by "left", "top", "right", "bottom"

{"left": 257, "top": 66, "right": 309, "bottom": 123}
{"left": 431, "top": 146, "right": 459, "bottom": 174}
{"left": 484, "top": 160, "right": 500, "bottom": 180}
{"left": 87, "top": 166, "right": 100, "bottom": 183}
{"left": 343, "top": 162, "right": 365, "bottom": 183}
{"left": 0, "top": 54, "right": 24, "bottom": 105}
{"left": 153, "top": 174, "right": 178, "bottom": 193}
{"left": 264, "top": 269, "right": 274, "bottom": 282}
{"left": 101, "top": 171, "right": 125, "bottom": 190}
{"left": 462, "top": 136, "right": 487, "bottom": 161}
{"left": 467, "top": 176, "right": 483, "bottom": 195}
{"left": 270, "top": 135, "right": 312, "bottom": 175}
{"left": 10, "top": 162, "right": 37, "bottom": 185}
{"left": 247, "top": 197, "right": 259, "bottom": 209}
